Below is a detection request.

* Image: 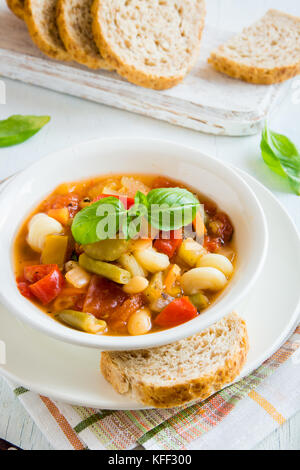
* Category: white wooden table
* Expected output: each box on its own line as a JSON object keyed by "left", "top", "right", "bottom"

{"left": 0, "top": 0, "right": 300, "bottom": 450}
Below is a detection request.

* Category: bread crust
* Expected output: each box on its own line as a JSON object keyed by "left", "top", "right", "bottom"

{"left": 208, "top": 53, "right": 300, "bottom": 85}
{"left": 208, "top": 9, "right": 300, "bottom": 85}
{"left": 91, "top": 0, "right": 206, "bottom": 90}
{"left": 6, "top": 0, "right": 25, "bottom": 20}
{"left": 56, "top": 0, "right": 113, "bottom": 70}
{"left": 101, "top": 314, "right": 249, "bottom": 408}
{"left": 24, "top": 0, "right": 70, "bottom": 61}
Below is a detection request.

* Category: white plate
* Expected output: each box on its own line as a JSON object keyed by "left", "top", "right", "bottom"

{"left": 0, "top": 170, "right": 299, "bottom": 409}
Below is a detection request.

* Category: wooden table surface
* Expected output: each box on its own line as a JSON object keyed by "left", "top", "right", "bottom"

{"left": 0, "top": 0, "right": 300, "bottom": 450}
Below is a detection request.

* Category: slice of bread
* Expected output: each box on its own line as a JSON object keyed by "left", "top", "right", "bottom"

{"left": 6, "top": 0, "right": 25, "bottom": 20}
{"left": 57, "top": 0, "right": 113, "bottom": 70}
{"left": 24, "top": 0, "right": 70, "bottom": 61}
{"left": 92, "top": 0, "right": 206, "bottom": 90}
{"left": 208, "top": 9, "right": 300, "bottom": 85}
{"left": 101, "top": 313, "right": 248, "bottom": 408}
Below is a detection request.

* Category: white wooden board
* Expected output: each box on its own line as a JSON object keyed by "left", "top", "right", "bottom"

{"left": 0, "top": 3, "right": 288, "bottom": 136}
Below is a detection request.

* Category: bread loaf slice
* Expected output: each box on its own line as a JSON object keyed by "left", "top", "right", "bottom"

{"left": 92, "top": 0, "right": 206, "bottom": 90}
{"left": 24, "top": 0, "right": 70, "bottom": 61}
{"left": 101, "top": 313, "right": 248, "bottom": 408}
{"left": 6, "top": 0, "right": 25, "bottom": 20}
{"left": 57, "top": 0, "right": 113, "bottom": 70}
{"left": 208, "top": 9, "right": 300, "bottom": 85}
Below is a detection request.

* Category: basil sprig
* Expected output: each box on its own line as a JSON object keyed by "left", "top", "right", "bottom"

{"left": 0, "top": 115, "right": 50, "bottom": 147}
{"left": 71, "top": 197, "right": 127, "bottom": 244}
{"left": 71, "top": 188, "right": 200, "bottom": 244}
{"left": 261, "top": 124, "right": 300, "bottom": 195}
{"left": 146, "top": 187, "right": 200, "bottom": 230}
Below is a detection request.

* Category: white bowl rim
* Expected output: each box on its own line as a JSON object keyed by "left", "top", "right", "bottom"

{"left": 0, "top": 137, "right": 269, "bottom": 350}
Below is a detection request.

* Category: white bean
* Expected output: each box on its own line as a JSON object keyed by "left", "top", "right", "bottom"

{"left": 197, "top": 254, "right": 233, "bottom": 277}
{"left": 181, "top": 267, "right": 227, "bottom": 295}
{"left": 118, "top": 253, "right": 147, "bottom": 277}
{"left": 134, "top": 248, "right": 170, "bottom": 273}
{"left": 129, "top": 239, "right": 152, "bottom": 252}
{"left": 127, "top": 308, "right": 152, "bottom": 336}
{"left": 27, "top": 213, "right": 63, "bottom": 252}
{"left": 123, "top": 276, "right": 149, "bottom": 294}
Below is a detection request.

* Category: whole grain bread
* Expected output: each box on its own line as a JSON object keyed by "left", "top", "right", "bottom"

{"left": 101, "top": 313, "right": 248, "bottom": 408}
{"left": 208, "top": 9, "right": 300, "bottom": 85}
{"left": 57, "top": 0, "right": 113, "bottom": 70}
{"left": 6, "top": 0, "right": 25, "bottom": 20}
{"left": 92, "top": 0, "right": 206, "bottom": 90}
{"left": 24, "top": 0, "right": 70, "bottom": 61}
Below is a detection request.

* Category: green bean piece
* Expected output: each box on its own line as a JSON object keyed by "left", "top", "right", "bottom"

{"left": 189, "top": 292, "right": 209, "bottom": 311}
{"left": 79, "top": 253, "right": 131, "bottom": 284}
{"left": 83, "top": 239, "right": 129, "bottom": 261}
{"left": 56, "top": 310, "right": 107, "bottom": 334}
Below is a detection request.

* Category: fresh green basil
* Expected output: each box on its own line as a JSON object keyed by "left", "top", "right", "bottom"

{"left": 146, "top": 187, "right": 200, "bottom": 230}
{"left": 124, "top": 200, "right": 148, "bottom": 240}
{"left": 0, "top": 115, "right": 50, "bottom": 147}
{"left": 261, "top": 124, "right": 300, "bottom": 195}
{"left": 71, "top": 197, "right": 127, "bottom": 244}
{"left": 134, "top": 191, "right": 148, "bottom": 208}
{"left": 71, "top": 187, "right": 201, "bottom": 244}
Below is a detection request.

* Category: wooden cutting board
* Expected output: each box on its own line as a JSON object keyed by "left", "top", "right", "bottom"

{"left": 0, "top": 3, "right": 288, "bottom": 136}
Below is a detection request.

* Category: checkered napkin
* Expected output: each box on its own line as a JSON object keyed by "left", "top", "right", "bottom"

{"left": 6, "top": 325, "right": 300, "bottom": 450}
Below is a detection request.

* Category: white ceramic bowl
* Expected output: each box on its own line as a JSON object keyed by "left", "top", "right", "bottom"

{"left": 0, "top": 138, "right": 268, "bottom": 350}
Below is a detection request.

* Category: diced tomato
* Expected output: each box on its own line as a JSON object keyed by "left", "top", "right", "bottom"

{"left": 108, "top": 294, "right": 145, "bottom": 333}
{"left": 24, "top": 264, "right": 58, "bottom": 284}
{"left": 92, "top": 194, "right": 135, "bottom": 209}
{"left": 203, "top": 235, "right": 221, "bottom": 253}
{"left": 16, "top": 277, "right": 33, "bottom": 299}
{"left": 204, "top": 201, "right": 217, "bottom": 217}
{"left": 26, "top": 265, "right": 64, "bottom": 305}
{"left": 83, "top": 275, "right": 128, "bottom": 319}
{"left": 155, "top": 297, "right": 198, "bottom": 328}
{"left": 43, "top": 194, "right": 80, "bottom": 218}
{"left": 207, "top": 212, "right": 233, "bottom": 244}
{"left": 73, "top": 295, "right": 85, "bottom": 312}
{"left": 154, "top": 230, "right": 182, "bottom": 258}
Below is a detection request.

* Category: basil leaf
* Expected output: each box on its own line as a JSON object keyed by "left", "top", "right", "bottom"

{"left": 0, "top": 115, "right": 50, "bottom": 147}
{"left": 134, "top": 191, "right": 148, "bottom": 207}
{"left": 146, "top": 188, "right": 200, "bottom": 230}
{"left": 72, "top": 187, "right": 201, "bottom": 243}
{"left": 125, "top": 202, "right": 147, "bottom": 239}
{"left": 71, "top": 197, "right": 127, "bottom": 244}
{"left": 261, "top": 124, "right": 300, "bottom": 195}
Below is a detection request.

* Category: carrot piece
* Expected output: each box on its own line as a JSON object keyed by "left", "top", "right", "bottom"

{"left": 193, "top": 212, "right": 207, "bottom": 241}
{"left": 47, "top": 208, "right": 69, "bottom": 225}
{"left": 164, "top": 264, "right": 181, "bottom": 296}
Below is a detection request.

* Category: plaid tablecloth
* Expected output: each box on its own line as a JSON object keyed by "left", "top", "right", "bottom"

{"left": 5, "top": 325, "right": 300, "bottom": 450}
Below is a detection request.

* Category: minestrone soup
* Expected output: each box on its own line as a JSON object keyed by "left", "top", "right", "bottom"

{"left": 14, "top": 174, "right": 235, "bottom": 336}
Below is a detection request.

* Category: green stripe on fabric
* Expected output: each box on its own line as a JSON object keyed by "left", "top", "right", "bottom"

{"left": 14, "top": 386, "right": 29, "bottom": 396}
{"left": 74, "top": 411, "right": 113, "bottom": 434}
{"left": 138, "top": 420, "right": 170, "bottom": 445}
